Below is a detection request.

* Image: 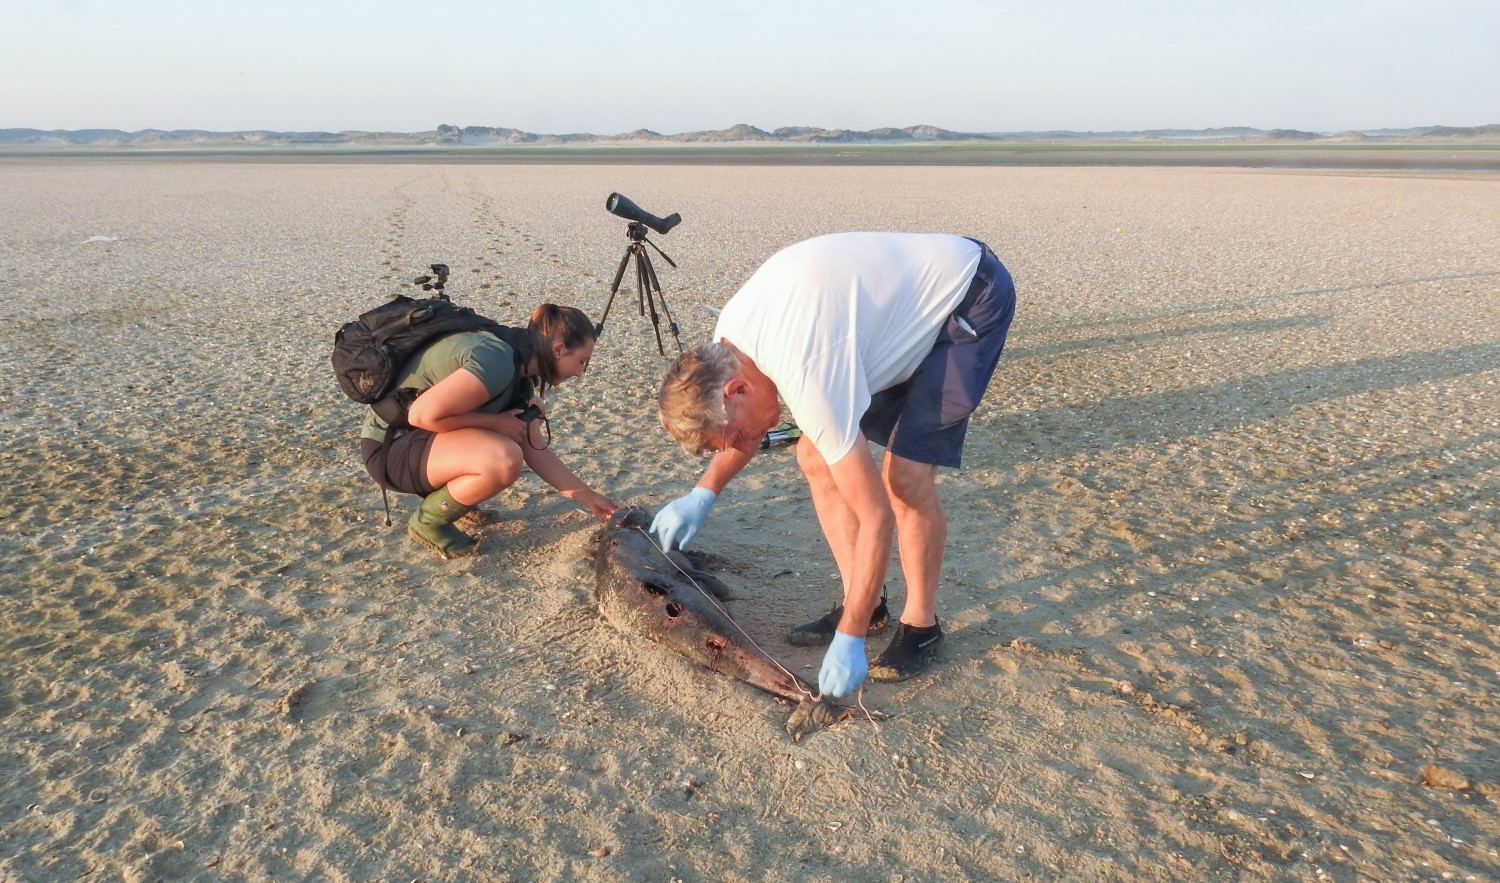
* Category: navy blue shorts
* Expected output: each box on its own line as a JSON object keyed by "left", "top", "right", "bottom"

{"left": 860, "top": 241, "right": 1015, "bottom": 468}
{"left": 360, "top": 430, "right": 438, "bottom": 497}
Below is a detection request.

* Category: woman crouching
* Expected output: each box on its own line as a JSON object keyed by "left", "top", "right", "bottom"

{"left": 358, "top": 304, "right": 619, "bottom": 558}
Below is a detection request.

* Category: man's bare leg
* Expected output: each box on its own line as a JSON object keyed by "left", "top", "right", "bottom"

{"left": 882, "top": 452, "right": 944, "bottom": 628}
{"left": 796, "top": 435, "right": 858, "bottom": 596}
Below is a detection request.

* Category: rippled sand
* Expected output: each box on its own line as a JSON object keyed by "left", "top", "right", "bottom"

{"left": 1, "top": 160, "right": 1497, "bottom": 881}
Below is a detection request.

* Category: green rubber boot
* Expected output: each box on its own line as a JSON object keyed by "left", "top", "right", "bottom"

{"left": 408, "top": 486, "right": 478, "bottom": 559}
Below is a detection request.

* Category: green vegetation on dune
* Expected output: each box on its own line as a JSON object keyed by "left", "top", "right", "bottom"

{"left": 3, "top": 139, "right": 1497, "bottom": 171}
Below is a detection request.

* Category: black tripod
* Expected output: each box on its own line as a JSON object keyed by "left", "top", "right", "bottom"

{"left": 596, "top": 220, "right": 682, "bottom": 356}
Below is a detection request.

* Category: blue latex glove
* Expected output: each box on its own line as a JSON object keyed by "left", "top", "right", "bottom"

{"left": 818, "top": 631, "right": 868, "bottom": 698}
{"left": 650, "top": 487, "right": 717, "bottom": 550}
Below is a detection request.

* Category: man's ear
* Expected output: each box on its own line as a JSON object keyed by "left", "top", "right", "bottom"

{"left": 724, "top": 377, "right": 752, "bottom": 399}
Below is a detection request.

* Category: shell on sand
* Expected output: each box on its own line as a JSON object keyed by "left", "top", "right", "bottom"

{"left": 1421, "top": 764, "right": 1472, "bottom": 791}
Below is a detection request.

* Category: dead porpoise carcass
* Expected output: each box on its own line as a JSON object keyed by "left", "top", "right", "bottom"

{"left": 593, "top": 507, "right": 871, "bottom": 739}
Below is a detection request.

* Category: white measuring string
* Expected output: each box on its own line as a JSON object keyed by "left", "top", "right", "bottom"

{"left": 630, "top": 521, "right": 813, "bottom": 697}
{"left": 628, "top": 516, "right": 881, "bottom": 728}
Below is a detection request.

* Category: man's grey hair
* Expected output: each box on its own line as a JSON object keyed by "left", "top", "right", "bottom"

{"left": 658, "top": 341, "right": 739, "bottom": 456}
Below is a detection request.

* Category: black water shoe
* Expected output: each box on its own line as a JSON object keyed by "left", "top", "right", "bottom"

{"left": 869, "top": 620, "right": 943, "bottom": 681}
{"left": 787, "top": 591, "right": 889, "bottom": 647}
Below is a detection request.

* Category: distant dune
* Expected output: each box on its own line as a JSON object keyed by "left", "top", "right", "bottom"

{"left": 2, "top": 122, "right": 1498, "bottom": 149}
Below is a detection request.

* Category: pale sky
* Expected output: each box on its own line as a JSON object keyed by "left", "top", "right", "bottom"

{"left": 3, "top": 0, "right": 1496, "bottom": 135}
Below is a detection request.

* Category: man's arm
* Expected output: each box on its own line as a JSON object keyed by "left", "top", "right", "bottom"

{"left": 696, "top": 447, "right": 755, "bottom": 495}
{"left": 650, "top": 447, "right": 756, "bottom": 550}
{"left": 825, "top": 436, "right": 895, "bottom": 638}
{"left": 815, "top": 432, "right": 895, "bottom": 697}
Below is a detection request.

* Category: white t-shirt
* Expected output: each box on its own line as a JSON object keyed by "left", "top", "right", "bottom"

{"left": 713, "top": 232, "right": 981, "bottom": 465}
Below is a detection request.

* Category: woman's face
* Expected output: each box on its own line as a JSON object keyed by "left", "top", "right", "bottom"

{"left": 552, "top": 337, "right": 595, "bottom": 382}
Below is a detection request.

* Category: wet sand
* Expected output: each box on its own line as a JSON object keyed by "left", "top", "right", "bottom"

{"left": 1, "top": 161, "right": 1497, "bottom": 881}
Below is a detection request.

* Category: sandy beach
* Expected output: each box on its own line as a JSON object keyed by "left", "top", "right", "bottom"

{"left": 1, "top": 160, "right": 1497, "bottom": 881}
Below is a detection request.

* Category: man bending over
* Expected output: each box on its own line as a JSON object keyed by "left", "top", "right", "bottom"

{"left": 653, "top": 232, "right": 1016, "bottom": 698}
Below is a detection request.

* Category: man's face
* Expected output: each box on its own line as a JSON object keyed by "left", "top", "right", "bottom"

{"left": 707, "top": 386, "right": 776, "bottom": 456}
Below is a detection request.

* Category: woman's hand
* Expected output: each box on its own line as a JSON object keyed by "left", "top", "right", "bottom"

{"left": 501, "top": 407, "right": 535, "bottom": 446}
{"left": 567, "top": 488, "right": 620, "bottom": 520}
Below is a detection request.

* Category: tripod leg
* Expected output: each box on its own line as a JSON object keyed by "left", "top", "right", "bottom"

{"left": 611, "top": 247, "right": 632, "bottom": 293}
{"left": 647, "top": 278, "right": 683, "bottom": 354}
{"left": 596, "top": 247, "right": 635, "bottom": 336}
{"left": 634, "top": 246, "right": 648, "bottom": 317}
{"left": 637, "top": 250, "right": 665, "bottom": 355}
{"left": 641, "top": 253, "right": 684, "bottom": 354}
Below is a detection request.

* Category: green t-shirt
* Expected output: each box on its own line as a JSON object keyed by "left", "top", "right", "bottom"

{"left": 359, "top": 330, "right": 530, "bottom": 442}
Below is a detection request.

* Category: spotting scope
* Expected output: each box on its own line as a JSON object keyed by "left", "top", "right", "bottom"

{"left": 605, "top": 192, "right": 681, "bottom": 236}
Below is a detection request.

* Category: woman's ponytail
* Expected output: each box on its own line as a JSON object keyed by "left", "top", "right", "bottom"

{"left": 528, "top": 304, "right": 596, "bottom": 390}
